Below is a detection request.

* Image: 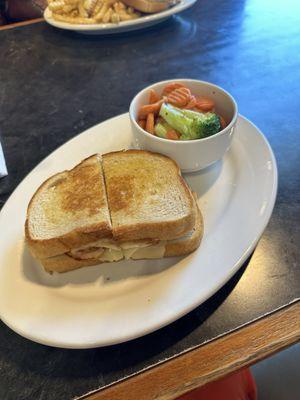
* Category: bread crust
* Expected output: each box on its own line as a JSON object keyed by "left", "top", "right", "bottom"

{"left": 40, "top": 253, "right": 102, "bottom": 273}
{"left": 164, "top": 204, "right": 203, "bottom": 257}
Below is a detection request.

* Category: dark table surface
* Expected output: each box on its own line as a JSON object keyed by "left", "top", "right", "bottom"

{"left": 0, "top": 1, "right": 300, "bottom": 399}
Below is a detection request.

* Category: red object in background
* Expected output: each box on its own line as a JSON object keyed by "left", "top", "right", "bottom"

{"left": 177, "top": 369, "right": 257, "bottom": 400}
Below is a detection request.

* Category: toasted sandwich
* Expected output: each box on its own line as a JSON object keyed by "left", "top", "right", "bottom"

{"left": 25, "top": 150, "right": 203, "bottom": 273}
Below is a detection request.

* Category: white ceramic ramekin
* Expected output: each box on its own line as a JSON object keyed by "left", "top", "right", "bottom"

{"left": 129, "top": 79, "right": 238, "bottom": 172}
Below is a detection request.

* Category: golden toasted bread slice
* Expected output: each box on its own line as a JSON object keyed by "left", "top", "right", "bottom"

{"left": 102, "top": 150, "right": 196, "bottom": 241}
{"left": 25, "top": 155, "right": 112, "bottom": 259}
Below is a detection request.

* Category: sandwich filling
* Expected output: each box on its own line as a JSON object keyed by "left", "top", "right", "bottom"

{"left": 38, "top": 204, "right": 202, "bottom": 273}
{"left": 68, "top": 238, "right": 166, "bottom": 261}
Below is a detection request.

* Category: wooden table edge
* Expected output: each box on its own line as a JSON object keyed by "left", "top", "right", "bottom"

{"left": 81, "top": 300, "right": 300, "bottom": 400}
{"left": 0, "top": 18, "right": 44, "bottom": 31}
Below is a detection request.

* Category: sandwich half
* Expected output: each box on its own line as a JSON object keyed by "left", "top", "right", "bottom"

{"left": 102, "top": 150, "right": 196, "bottom": 241}
{"left": 25, "top": 154, "right": 112, "bottom": 260}
{"left": 25, "top": 150, "right": 203, "bottom": 273}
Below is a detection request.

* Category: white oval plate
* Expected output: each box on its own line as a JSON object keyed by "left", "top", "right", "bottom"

{"left": 0, "top": 114, "right": 277, "bottom": 348}
{"left": 44, "top": 0, "right": 197, "bottom": 34}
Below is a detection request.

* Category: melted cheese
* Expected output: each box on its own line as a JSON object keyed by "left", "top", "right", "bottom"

{"left": 70, "top": 247, "right": 105, "bottom": 260}
{"left": 98, "top": 249, "right": 124, "bottom": 262}
{"left": 74, "top": 239, "right": 120, "bottom": 252}
{"left": 168, "top": 227, "right": 194, "bottom": 243}
{"left": 69, "top": 238, "right": 167, "bottom": 261}
{"left": 72, "top": 238, "right": 156, "bottom": 253}
{"left": 123, "top": 248, "right": 138, "bottom": 259}
{"left": 119, "top": 240, "right": 156, "bottom": 250}
{"left": 130, "top": 244, "right": 166, "bottom": 259}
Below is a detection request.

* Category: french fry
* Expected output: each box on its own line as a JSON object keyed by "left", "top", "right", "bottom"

{"left": 102, "top": 7, "right": 113, "bottom": 23}
{"left": 52, "top": 8, "right": 65, "bottom": 14}
{"left": 52, "top": 12, "right": 96, "bottom": 23}
{"left": 94, "top": 3, "right": 108, "bottom": 21}
{"left": 119, "top": 12, "right": 136, "bottom": 21}
{"left": 111, "top": 12, "right": 120, "bottom": 23}
{"left": 115, "top": 1, "right": 125, "bottom": 9}
{"left": 107, "top": 0, "right": 117, "bottom": 6}
{"left": 84, "top": 0, "right": 98, "bottom": 16}
{"left": 93, "top": 0, "right": 103, "bottom": 16}
{"left": 62, "top": 4, "right": 77, "bottom": 13}
{"left": 48, "top": 1, "right": 66, "bottom": 12}
{"left": 64, "top": 0, "right": 79, "bottom": 4}
{"left": 70, "top": 9, "right": 79, "bottom": 16}
{"left": 78, "top": 1, "right": 88, "bottom": 17}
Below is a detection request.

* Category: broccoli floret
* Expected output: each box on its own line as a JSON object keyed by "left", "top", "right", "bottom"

{"left": 159, "top": 103, "right": 193, "bottom": 136}
{"left": 159, "top": 103, "right": 221, "bottom": 140}
{"left": 181, "top": 109, "right": 221, "bottom": 139}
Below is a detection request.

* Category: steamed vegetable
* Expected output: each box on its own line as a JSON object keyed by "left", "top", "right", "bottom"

{"left": 159, "top": 103, "right": 221, "bottom": 140}
{"left": 137, "top": 82, "right": 226, "bottom": 140}
{"left": 180, "top": 108, "right": 221, "bottom": 139}
{"left": 159, "top": 103, "right": 193, "bottom": 137}
{"left": 154, "top": 119, "right": 180, "bottom": 139}
{"left": 154, "top": 119, "right": 174, "bottom": 138}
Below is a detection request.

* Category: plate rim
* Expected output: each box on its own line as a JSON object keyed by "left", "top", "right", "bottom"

{"left": 0, "top": 114, "right": 278, "bottom": 348}
{"left": 43, "top": 0, "right": 197, "bottom": 32}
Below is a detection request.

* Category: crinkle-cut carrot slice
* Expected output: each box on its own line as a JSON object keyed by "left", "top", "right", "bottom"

{"left": 138, "top": 99, "right": 164, "bottom": 119}
{"left": 219, "top": 115, "right": 227, "bottom": 130}
{"left": 166, "top": 130, "right": 180, "bottom": 140}
{"left": 149, "top": 89, "right": 160, "bottom": 104}
{"left": 162, "top": 82, "right": 186, "bottom": 96}
{"left": 145, "top": 113, "right": 155, "bottom": 134}
{"left": 138, "top": 119, "right": 146, "bottom": 129}
{"left": 194, "top": 96, "right": 215, "bottom": 111}
{"left": 167, "top": 95, "right": 187, "bottom": 107}
{"left": 184, "top": 95, "right": 197, "bottom": 109}
{"left": 167, "top": 87, "right": 191, "bottom": 107}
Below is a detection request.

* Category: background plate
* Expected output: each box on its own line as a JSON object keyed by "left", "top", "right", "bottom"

{"left": 0, "top": 114, "right": 277, "bottom": 348}
{"left": 44, "top": 0, "right": 197, "bottom": 34}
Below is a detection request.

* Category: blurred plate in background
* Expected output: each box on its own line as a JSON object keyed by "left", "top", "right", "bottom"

{"left": 44, "top": 0, "right": 197, "bottom": 34}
